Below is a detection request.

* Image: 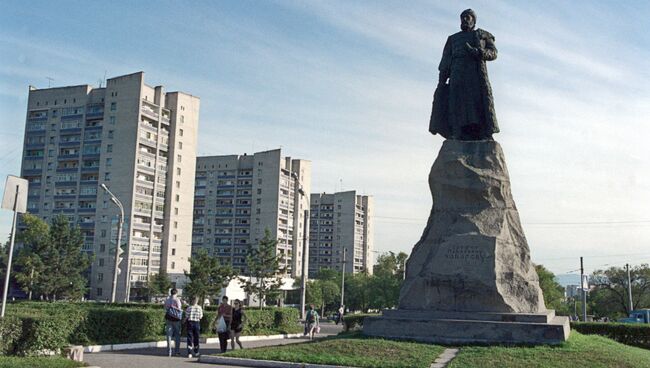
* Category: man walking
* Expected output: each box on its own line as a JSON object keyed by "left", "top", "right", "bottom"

{"left": 164, "top": 288, "right": 183, "bottom": 357}
{"left": 185, "top": 296, "right": 203, "bottom": 358}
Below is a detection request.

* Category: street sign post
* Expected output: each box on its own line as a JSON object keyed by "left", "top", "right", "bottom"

{"left": 1, "top": 175, "right": 28, "bottom": 318}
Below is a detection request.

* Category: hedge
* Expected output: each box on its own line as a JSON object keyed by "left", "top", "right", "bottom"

{"left": 1, "top": 302, "right": 300, "bottom": 356}
{"left": 342, "top": 314, "right": 377, "bottom": 332}
{"left": 571, "top": 322, "right": 650, "bottom": 349}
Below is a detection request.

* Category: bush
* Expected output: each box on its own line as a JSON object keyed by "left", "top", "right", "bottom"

{"left": 0, "top": 317, "right": 22, "bottom": 355}
{"left": 1, "top": 302, "right": 301, "bottom": 356}
{"left": 342, "top": 314, "right": 377, "bottom": 332}
{"left": 571, "top": 322, "right": 650, "bottom": 349}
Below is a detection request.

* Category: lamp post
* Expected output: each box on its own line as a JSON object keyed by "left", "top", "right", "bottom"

{"left": 101, "top": 184, "right": 125, "bottom": 303}
{"left": 291, "top": 172, "right": 309, "bottom": 320}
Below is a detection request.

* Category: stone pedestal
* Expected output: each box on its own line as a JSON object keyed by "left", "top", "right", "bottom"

{"left": 363, "top": 140, "right": 570, "bottom": 344}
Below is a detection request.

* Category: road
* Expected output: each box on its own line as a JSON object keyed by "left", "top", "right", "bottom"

{"left": 84, "top": 323, "right": 343, "bottom": 368}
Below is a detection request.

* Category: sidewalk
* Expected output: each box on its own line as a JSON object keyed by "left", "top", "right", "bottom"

{"left": 84, "top": 323, "right": 343, "bottom": 368}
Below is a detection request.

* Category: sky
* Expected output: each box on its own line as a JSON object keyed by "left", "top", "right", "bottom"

{"left": 1, "top": 1, "right": 649, "bottom": 277}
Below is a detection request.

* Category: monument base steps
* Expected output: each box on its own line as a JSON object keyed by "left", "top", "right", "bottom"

{"left": 363, "top": 309, "right": 570, "bottom": 345}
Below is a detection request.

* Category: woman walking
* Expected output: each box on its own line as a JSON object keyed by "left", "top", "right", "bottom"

{"left": 305, "top": 304, "right": 320, "bottom": 340}
{"left": 215, "top": 295, "right": 233, "bottom": 353}
{"left": 230, "top": 299, "right": 246, "bottom": 349}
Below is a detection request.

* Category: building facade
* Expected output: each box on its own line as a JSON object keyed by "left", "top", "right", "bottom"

{"left": 309, "top": 191, "right": 373, "bottom": 277}
{"left": 192, "top": 149, "right": 311, "bottom": 278}
{"left": 20, "top": 72, "right": 199, "bottom": 301}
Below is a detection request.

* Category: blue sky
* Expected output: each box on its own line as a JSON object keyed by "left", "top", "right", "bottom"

{"left": 1, "top": 1, "right": 649, "bottom": 276}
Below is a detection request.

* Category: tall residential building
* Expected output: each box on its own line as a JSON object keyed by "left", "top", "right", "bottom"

{"left": 309, "top": 191, "right": 374, "bottom": 277}
{"left": 20, "top": 72, "right": 199, "bottom": 301}
{"left": 192, "top": 149, "right": 311, "bottom": 277}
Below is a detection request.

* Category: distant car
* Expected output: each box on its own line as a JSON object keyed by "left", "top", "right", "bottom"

{"left": 618, "top": 309, "right": 650, "bottom": 324}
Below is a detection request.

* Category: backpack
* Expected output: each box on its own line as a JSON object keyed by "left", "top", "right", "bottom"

{"left": 308, "top": 310, "right": 317, "bottom": 323}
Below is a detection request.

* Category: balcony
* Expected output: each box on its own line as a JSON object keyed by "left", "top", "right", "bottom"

{"left": 141, "top": 106, "right": 159, "bottom": 120}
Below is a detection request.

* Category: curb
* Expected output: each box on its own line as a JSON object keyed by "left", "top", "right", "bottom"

{"left": 84, "top": 333, "right": 304, "bottom": 353}
{"left": 199, "top": 355, "right": 357, "bottom": 368}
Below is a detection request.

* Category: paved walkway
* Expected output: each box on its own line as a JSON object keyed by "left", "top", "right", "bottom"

{"left": 84, "top": 323, "right": 343, "bottom": 368}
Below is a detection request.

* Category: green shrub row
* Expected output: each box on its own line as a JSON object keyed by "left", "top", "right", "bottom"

{"left": 571, "top": 322, "right": 650, "bottom": 349}
{"left": 1, "top": 303, "right": 300, "bottom": 356}
{"left": 342, "top": 314, "right": 377, "bottom": 332}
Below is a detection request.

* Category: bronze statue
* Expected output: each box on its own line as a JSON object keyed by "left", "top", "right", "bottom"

{"left": 429, "top": 9, "right": 499, "bottom": 140}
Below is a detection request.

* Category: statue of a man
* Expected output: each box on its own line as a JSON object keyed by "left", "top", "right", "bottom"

{"left": 429, "top": 9, "right": 499, "bottom": 140}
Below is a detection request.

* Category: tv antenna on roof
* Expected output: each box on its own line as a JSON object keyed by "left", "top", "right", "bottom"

{"left": 46, "top": 77, "right": 54, "bottom": 88}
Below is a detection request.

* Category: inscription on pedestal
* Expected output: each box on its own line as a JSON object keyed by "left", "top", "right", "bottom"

{"left": 444, "top": 245, "right": 489, "bottom": 265}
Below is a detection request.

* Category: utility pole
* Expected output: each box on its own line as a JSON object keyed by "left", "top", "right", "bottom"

{"left": 580, "top": 257, "right": 587, "bottom": 322}
{"left": 626, "top": 263, "right": 633, "bottom": 313}
{"left": 340, "top": 248, "right": 346, "bottom": 310}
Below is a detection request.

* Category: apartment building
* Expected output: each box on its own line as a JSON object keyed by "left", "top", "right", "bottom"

{"left": 192, "top": 149, "right": 311, "bottom": 277}
{"left": 309, "top": 191, "right": 374, "bottom": 277}
{"left": 20, "top": 72, "right": 199, "bottom": 301}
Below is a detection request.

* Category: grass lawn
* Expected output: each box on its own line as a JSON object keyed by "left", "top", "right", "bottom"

{"left": 0, "top": 356, "right": 84, "bottom": 368}
{"left": 447, "top": 332, "right": 650, "bottom": 368}
{"left": 223, "top": 332, "right": 445, "bottom": 368}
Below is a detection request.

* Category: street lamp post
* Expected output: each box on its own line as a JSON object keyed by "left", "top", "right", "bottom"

{"left": 291, "top": 172, "right": 309, "bottom": 320}
{"left": 101, "top": 184, "right": 125, "bottom": 303}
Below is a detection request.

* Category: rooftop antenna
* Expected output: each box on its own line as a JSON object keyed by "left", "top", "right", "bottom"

{"left": 46, "top": 77, "right": 54, "bottom": 88}
{"left": 340, "top": 178, "right": 344, "bottom": 192}
{"left": 103, "top": 70, "right": 107, "bottom": 87}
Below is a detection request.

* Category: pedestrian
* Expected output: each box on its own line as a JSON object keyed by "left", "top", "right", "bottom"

{"left": 305, "top": 304, "right": 320, "bottom": 340}
{"left": 230, "top": 299, "right": 246, "bottom": 350}
{"left": 215, "top": 295, "right": 233, "bottom": 353}
{"left": 185, "top": 296, "right": 203, "bottom": 358}
{"left": 336, "top": 305, "right": 344, "bottom": 325}
{"left": 164, "top": 288, "right": 183, "bottom": 357}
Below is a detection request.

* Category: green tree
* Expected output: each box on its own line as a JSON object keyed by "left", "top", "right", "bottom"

{"left": 13, "top": 214, "right": 90, "bottom": 301}
{"left": 369, "top": 251, "right": 407, "bottom": 309}
{"left": 144, "top": 269, "right": 173, "bottom": 301}
{"left": 184, "top": 249, "right": 236, "bottom": 305}
{"left": 304, "top": 278, "right": 340, "bottom": 315}
{"left": 535, "top": 264, "right": 570, "bottom": 316}
{"left": 45, "top": 215, "right": 91, "bottom": 300}
{"left": 242, "top": 228, "right": 284, "bottom": 308}
{"left": 346, "top": 272, "right": 372, "bottom": 312}
{"left": 14, "top": 214, "right": 50, "bottom": 299}
{"left": 590, "top": 264, "right": 650, "bottom": 318}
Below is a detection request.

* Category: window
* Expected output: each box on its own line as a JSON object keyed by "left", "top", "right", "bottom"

{"left": 97, "top": 273, "right": 103, "bottom": 281}
{"left": 178, "top": 142, "right": 183, "bottom": 150}
{"left": 104, "top": 172, "right": 111, "bottom": 181}
{"left": 177, "top": 154, "right": 181, "bottom": 163}
{"left": 179, "top": 129, "right": 183, "bottom": 137}
{"left": 106, "top": 144, "right": 113, "bottom": 153}
{"left": 99, "top": 258, "right": 105, "bottom": 266}
{"left": 97, "top": 288, "right": 103, "bottom": 296}
{"left": 176, "top": 181, "right": 180, "bottom": 188}
{"left": 110, "top": 102, "right": 116, "bottom": 111}
{"left": 180, "top": 115, "right": 185, "bottom": 124}
{"left": 175, "top": 194, "right": 179, "bottom": 202}
{"left": 176, "top": 168, "right": 181, "bottom": 175}
{"left": 109, "top": 116, "right": 116, "bottom": 125}
{"left": 108, "top": 130, "right": 114, "bottom": 139}
{"left": 106, "top": 158, "right": 112, "bottom": 166}
{"left": 174, "top": 207, "right": 178, "bottom": 215}
{"left": 100, "top": 244, "right": 106, "bottom": 252}
{"left": 101, "top": 230, "right": 107, "bottom": 238}
{"left": 171, "top": 262, "right": 175, "bottom": 269}
{"left": 171, "top": 248, "right": 176, "bottom": 256}
{"left": 174, "top": 221, "right": 178, "bottom": 228}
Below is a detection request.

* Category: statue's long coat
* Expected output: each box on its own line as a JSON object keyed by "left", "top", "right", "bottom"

{"left": 429, "top": 28, "right": 499, "bottom": 139}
